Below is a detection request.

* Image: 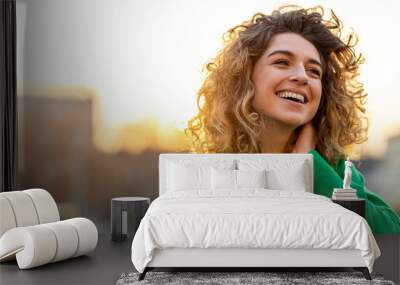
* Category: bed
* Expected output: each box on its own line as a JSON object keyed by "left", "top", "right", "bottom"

{"left": 131, "top": 153, "right": 380, "bottom": 281}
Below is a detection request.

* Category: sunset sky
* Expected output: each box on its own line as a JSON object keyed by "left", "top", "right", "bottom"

{"left": 17, "top": 0, "right": 400, "bottom": 157}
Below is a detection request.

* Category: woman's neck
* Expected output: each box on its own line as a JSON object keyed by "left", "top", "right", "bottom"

{"left": 259, "top": 119, "right": 296, "bottom": 153}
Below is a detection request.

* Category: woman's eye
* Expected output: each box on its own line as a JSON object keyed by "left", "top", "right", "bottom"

{"left": 309, "top": 69, "right": 321, "bottom": 77}
{"left": 273, "top": 60, "right": 321, "bottom": 78}
{"left": 274, "top": 60, "right": 289, "bottom": 65}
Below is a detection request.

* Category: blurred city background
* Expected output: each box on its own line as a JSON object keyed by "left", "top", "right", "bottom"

{"left": 16, "top": 0, "right": 400, "bottom": 233}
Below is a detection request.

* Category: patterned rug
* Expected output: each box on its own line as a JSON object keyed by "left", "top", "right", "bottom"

{"left": 116, "top": 271, "right": 396, "bottom": 285}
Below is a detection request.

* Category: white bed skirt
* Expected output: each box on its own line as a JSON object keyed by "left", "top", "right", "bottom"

{"left": 148, "top": 248, "right": 366, "bottom": 268}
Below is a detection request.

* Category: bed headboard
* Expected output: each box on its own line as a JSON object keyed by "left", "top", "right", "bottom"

{"left": 159, "top": 153, "right": 313, "bottom": 196}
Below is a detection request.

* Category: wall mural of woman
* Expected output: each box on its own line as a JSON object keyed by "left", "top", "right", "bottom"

{"left": 185, "top": 5, "right": 400, "bottom": 234}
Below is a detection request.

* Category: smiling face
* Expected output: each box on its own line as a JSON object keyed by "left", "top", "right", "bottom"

{"left": 251, "top": 33, "right": 323, "bottom": 128}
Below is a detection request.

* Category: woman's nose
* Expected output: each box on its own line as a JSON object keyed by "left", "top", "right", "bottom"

{"left": 289, "top": 66, "right": 308, "bottom": 85}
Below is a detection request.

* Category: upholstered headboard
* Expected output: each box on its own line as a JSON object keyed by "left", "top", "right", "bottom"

{"left": 159, "top": 153, "right": 313, "bottom": 195}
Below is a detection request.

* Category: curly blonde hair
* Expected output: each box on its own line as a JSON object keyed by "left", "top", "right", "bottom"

{"left": 185, "top": 5, "right": 368, "bottom": 165}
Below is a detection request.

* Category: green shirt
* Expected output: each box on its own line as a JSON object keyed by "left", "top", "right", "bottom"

{"left": 310, "top": 149, "right": 400, "bottom": 234}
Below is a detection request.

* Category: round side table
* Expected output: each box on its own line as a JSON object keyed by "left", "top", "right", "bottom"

{"left": 111, "top": 197, "right": 150, "bottom": 242}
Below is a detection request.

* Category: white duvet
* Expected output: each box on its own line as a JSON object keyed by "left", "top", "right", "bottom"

{"left": 131, "top": 189, "right": 380, "bottom": 273}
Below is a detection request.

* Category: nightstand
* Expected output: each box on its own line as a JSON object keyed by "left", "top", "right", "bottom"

{"left": 111, "top": 197, "right": 150, "bottom": 242}
{"left": 332, "top": 198, "right": 365, "bottom": 218}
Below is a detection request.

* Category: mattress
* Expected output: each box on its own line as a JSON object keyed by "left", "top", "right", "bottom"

{"left": 131, "top": 189, "right": 380, "bottom": 273}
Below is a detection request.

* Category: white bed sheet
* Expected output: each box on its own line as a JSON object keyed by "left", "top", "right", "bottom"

{"left": 131, "top": 189, "right": 380, "bottom": 273}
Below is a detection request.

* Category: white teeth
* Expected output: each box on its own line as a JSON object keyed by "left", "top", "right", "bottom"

{"left": 276, "top": 91, "right": 305, "bottom": 103}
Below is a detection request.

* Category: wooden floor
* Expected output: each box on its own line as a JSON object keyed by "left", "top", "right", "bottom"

{"left": 0, "top": 233, "right": 398, "bottom": 284}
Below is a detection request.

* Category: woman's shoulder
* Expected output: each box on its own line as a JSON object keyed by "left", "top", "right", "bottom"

{"left": 308, "top": 149, "right": 346, "bottom": 172}
{"left": 309, "top": 149, "right": 364, "bottom": 182}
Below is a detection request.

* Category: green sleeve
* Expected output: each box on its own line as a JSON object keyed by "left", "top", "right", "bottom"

{"left": 309, "top": 149, "right": 400, "bottom": 234}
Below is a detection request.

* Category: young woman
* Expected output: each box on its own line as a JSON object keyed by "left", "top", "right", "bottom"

{"left": 185, "top": 5, "right": 400, "bottom": 234}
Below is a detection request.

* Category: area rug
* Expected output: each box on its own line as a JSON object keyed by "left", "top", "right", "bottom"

{"left": 116, "top": 271, "right": 396, "bottom": 285}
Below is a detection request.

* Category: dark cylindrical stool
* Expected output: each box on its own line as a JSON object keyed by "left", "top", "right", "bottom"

{"left": 111, "top": 197, "right": 150, "bottom": 242}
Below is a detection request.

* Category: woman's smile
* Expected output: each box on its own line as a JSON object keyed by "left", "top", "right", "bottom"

{"left": 275, "top": 90, "right": 308, "bottom": 104}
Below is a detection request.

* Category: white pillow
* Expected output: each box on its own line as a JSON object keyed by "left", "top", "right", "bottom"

{"left": 211, "top": 168, "right": 268, "bottom": 190}
{"left": 236, "top": 169, "right": 267, "bottom": 188}
{"left": 238, "top": 159, "right": 309, "bottom": 191}
{"left": 266, "top": 168, "right": 306, "bottom": 191}
{"left": 211, "top": 168, "right": 236, "bottom": 190}
{"left": 167, "top": 162, "right": 210, "bottom": 191}
{"left": 166, "top": 159, "right": 235, "bottom": 192}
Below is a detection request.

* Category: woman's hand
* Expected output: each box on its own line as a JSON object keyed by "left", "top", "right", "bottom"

{"left": 292, "top": 123, "right": 317, "bottom": 153}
